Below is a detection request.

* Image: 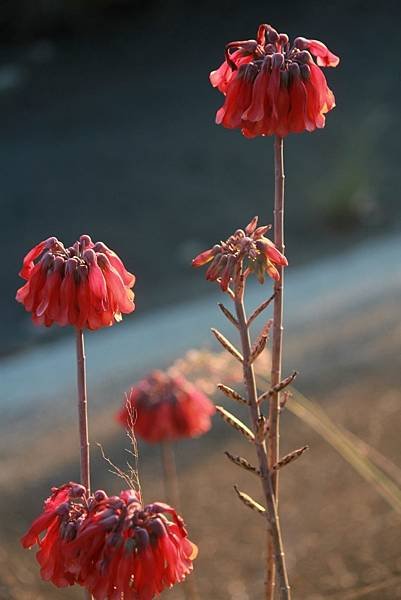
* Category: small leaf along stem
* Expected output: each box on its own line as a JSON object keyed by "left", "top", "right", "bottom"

{"left": 75, "top": 328, "right": 91, "bottom": 493}
{"left": 233, "top": 264, "right": 291, "bottom": 600}
{"left": 75, "top": 329, "right": 93, "bottom": 600}
{"left": 267, "top": 135, "right": 286, "bottom": 600}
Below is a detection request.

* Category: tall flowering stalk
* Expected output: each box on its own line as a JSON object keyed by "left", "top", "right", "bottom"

{"left": 210, "top": 22, "right": 339, "bottom": 598}
{"left": 193, "top": 218, "right": 310, "bottom": 599}
{"left": 16, "top": 235, "right": 135, "bottom": 519}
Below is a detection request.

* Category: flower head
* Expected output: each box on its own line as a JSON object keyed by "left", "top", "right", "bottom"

{"left": 117, "top": 370, "right": 215, "bottom": 443}
{"left": 192, "top": 216, "right": 287, "bottom": 290}
{"left": 21, "top": 483, "right": 197, "bottom": 599}
{"left": 70, "top": 489, "right": 197, "bottom": 600}
{"left": 21, "top": 482, "right": 88, "bottom": 587}
{"left": 211, "top": 23, "right": 339, "bottom": 137}
{"left": 16, "top": 235, "right": 135, "bottom": 330}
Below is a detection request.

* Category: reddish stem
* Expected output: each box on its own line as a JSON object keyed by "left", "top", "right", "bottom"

{"left": 267, "top": 135, "right": 285, "bottom": 600}
{"left": 234, "top": 267, "right": 291, "bottom": 600}
{"left": 161, "top": 440, "right": 180, "bottom": 510}
{"left": 75, "top": 329, "right": 92, "bottom": 600}
{"left": 75, "top": 328, "right": 91, "bottom": 493}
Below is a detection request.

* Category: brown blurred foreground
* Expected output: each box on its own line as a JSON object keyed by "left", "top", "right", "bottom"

{"left": 1, "top": 291, "right": 401, "bottom": 599}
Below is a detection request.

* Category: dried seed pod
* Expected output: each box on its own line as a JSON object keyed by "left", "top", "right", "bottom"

{"left": 211, "top": 328, "right": 243, "bottom": 363}
{"left": 273, "top": 446, "right": 309, "bottom": 471}
{"left": 234, "top": 485, "right": 265, "bottom": 515}
{"left": 218, "top": 303, "right": 239, "bottom": 328}
{"left": 217, "top": 384, "right": 250, "bottom": 406}
{"left": 225, "top": 451, "right": 260, "bottom": 476}
{"left": 215, "top": 406, "right": 255, "bottom": 442}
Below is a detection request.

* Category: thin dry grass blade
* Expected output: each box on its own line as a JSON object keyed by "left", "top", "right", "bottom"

{"left": 287, "top": 390, "right": 401, "bottom": 515}
{"left": 328, "top": 574, "right": 401, "bottom": 599}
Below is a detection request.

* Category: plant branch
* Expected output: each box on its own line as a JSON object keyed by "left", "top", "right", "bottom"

{"left": 267, "top": 134, "right": 286, "bottom": 600}
{"left": 75, "top": 329, "right": 91, "bottom": 494}
{"left": 233, "top": 264, "right": 291, "bottom": 600}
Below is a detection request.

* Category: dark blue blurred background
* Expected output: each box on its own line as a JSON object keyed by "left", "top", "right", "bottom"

{"left": 1, "top": 0, "right": 400, "bottom": 355}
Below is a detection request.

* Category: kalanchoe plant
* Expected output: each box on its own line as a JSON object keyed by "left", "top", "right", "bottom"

{"left": 21, "top": 482, "right": 197, "bottom": 599}
{"left": 193, "top": 216, "right": 308, "bottom": 600}
{"left": 16, "top": 235, "right": 136, "bottom": 498}
{"left": 209, "top": 22, "right": 339, "bottom": 600}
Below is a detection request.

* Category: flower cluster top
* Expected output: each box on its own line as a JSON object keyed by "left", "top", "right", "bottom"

{"left": 192, "top": 216, "right": 288, "bottom": 290}
{"left": 210, "top": 23, "right": 339, "bottom": 137}
{"left": 21, "top": 482, "right": 197, "bottom": 599}
{"left": 118, "top": 370, "right": 215, "bottom": 443}
{"left": 16, "top": 235, "right": 135, "bottom": 330}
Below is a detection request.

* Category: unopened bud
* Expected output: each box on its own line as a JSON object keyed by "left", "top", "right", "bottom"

{"left": 56, "top": 502, "right": 69, "bottom": 517}
{"left": 298, "top": 50, "right": 312, "bottom": 64}
{"left": 70, "top": 484, "right": 86, "bottom": 498}
{"left": 94, "top": 490, "right": 107, "bottom": 502}
{"left": 294, "top": 36, "right": 308, "bottom": 50}
{"left": 79, "top": 234, "right": 92, "bottom": 248}
{"left": 279, "top": 33, "right": 289, "bottom": 45}
{"left": 268, "top": 28, "right": 279, "bottom": 43}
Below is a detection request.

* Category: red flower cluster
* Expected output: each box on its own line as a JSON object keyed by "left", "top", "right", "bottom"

{"left": 210, "top": 23, "right": 339, "bottom": 137}
{"left": 16, "top": 235, "right": 135, "bottom": 330}
{"left": 117, "top": 370, "right": 215, "bottom": 443}
{"left": 192, "top": 216, "right": 287, "bottom": 289}
{"left": 21, "top": 483, "right": 197, "bottom": 599}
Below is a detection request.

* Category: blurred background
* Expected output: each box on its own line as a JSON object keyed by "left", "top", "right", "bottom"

{"left": 1, "top": 0, "right": 401, "bottom": 598}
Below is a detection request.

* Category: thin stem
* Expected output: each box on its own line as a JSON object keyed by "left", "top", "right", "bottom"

{"left": 267, "top": 135, "right": 286, "bottom": 600}
{"left": 75, "top": 329, "right": 91, "bottom": 493}
{"left": 160, "top": 442, "right": 198, "bottom": 600}
{"left": 160, "top": 440, "right": 180, "bottom": 509}
{"left": 75, "top": 329, "right": 92, "bottom": 600}
{"left": 234, "top": 268, "right": 291, "bottom": 600}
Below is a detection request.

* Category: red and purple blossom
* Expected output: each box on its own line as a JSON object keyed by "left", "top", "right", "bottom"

{"left": 117, "top": 370, "right": 215, "bottom": 443}
{"left": 21, "top": 483, "right": 197, "bottom": 599}
{"left": 21, "top": 482, "right": 88, "bottom": 588}
{"left": 192, "top": 216, "right": 288, "bottom": 289}
{"left": 211, "top": 23, "right": 339, "bottom": 137}
{"left": 16, "top": 235, "right": 135, "bottom": 330}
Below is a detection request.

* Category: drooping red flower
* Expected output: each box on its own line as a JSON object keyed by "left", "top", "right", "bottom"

{"left": 210, "top": 23, "right": 339, "bottom": 137}
{"left": 117, "top": 370, "right": 215, "bottom": 443}
{"left": 192, "top": 216, "right": 287, "bottom": 290}
{"left": 70, "top": 489, "right": 197, "bottom": 600}
{"left": 21, "top": 484, "right": 197, "bottom": 600}
{"left": 16, "top": 235, "right": 135, "bottom": 330}
{"left": 21, "top": 482, "right": 88, "bottom": 587}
